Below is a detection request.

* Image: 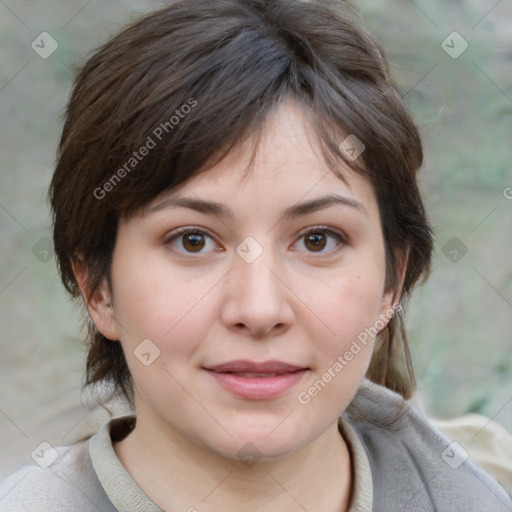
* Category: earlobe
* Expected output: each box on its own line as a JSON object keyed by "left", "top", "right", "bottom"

{"left": 71, "top": 258, "right": 120, "bottom": 341}
{"left": 378, "top": 248, "right": 409, "bottom": 328}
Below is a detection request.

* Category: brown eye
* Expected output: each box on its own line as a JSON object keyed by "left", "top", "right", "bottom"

{"left": 182, "top": 233, "right": 205, "bottom": 252}
{"left": 304, "top": 232, "right": 327, "bottom": 252}
{"left": 165, "top": 227, "right": 218, "bottom": 256}
{"left": 295, "top": 227, "right": 346, "bottom": 256}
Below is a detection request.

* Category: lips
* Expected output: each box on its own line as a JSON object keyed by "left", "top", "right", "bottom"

{"left": 205, "top": 360, "right": 305, "bottom": 374}
{"left": 203, "top": 360, "right": 308, "bottom": 400}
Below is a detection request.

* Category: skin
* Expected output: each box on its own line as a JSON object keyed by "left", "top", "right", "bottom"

{"left": 76, "top": 99, "right": 404, "bottom": 512}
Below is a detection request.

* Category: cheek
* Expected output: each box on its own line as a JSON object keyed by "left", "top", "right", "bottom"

{"left": 110, "top": 251, "right": 218, "bottom": 368}
{"left": 294, "top": 271, "right": 384, "bottom": 415}
{"left": 300, "top": 265, "right": 385, "bottom": 347}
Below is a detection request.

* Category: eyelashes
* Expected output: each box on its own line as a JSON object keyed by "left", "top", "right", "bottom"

{"left": 165, "top": 226, "right": 218, "bottom": 255}
{"left": 294, "top": 226, "right": 347, "bottom": 254}
{"left": 164, "top": 225, "right": 347, "bottom": 258}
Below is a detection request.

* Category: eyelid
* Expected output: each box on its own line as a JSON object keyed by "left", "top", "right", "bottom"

{"left": 295, "top": 225, "right": 348, "bottom": 243}
{"left": 164, "top": 225, "right": 216, "bottom": 242}
{"left": 292, "top": 225, "right": 348, "bottom": 256}
{"left": 164, "top": 224, "right": 348, "bottom": 257}
{"left": 163, "top": 226, "right": 222, "bottom": 256}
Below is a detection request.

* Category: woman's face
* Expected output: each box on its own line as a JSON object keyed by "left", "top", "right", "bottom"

{"left": 99, "top": 100, "right": 398, "bottom": 461}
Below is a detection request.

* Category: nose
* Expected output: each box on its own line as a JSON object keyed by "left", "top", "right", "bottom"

{"left": 219, "top": 243, "right": 294, "bottom": 338}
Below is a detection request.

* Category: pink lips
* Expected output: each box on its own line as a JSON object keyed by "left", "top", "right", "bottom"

{"left": 203, "top": 360, "right": 308, "bottom": 400}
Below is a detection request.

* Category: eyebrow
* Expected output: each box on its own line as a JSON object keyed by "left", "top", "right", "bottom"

{"left": 147, "top": 194, "right": 367, "bottom": 219}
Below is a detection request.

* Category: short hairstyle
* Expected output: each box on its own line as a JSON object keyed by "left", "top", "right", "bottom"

{"left": 50, "top": 0, "right": 433, "bottom": 407}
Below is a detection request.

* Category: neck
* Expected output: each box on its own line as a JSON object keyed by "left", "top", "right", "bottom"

{"left": 114, "top": 411, "right": 352, "bottom": 512}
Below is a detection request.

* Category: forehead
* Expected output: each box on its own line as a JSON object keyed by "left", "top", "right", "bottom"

{"left": 145, "top": 100, "right": 378, "bottom": 219}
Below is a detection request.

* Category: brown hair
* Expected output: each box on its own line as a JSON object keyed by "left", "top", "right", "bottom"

{"left": 50, "top": 0, "right": 433, "bottom": 408}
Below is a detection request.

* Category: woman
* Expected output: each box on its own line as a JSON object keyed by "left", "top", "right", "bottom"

{"left": 0, "top": 0, "right": 510, "bottom": 510}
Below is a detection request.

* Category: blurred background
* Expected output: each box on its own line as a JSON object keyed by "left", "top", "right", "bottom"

{"left": 0, "top": 0, "right": 511, "bottom": 479}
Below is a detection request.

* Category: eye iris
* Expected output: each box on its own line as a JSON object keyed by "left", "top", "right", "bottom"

{"left": 305, "top": 232, "right": 326, "bottom": 252}
{"left": 183, "top": 233, "right": 205, "bottom": 252}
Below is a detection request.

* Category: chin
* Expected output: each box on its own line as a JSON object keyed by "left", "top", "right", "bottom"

{"left": 202, "top": 415, "right": 314, "bottom": 463}
{"left": 211, "top": 434, "right": 306, "bottom": 465}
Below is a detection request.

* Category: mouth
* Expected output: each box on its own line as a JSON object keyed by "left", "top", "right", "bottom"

{"left": 202, "top": 360, "right": 309, "bottom": 400}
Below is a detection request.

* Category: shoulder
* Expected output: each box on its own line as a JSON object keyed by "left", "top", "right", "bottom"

{"left": 344, "top": 379, "right": 512, "bottom": 512}
{"left": 0, "top": 439, "right": 115, "bottom": 512}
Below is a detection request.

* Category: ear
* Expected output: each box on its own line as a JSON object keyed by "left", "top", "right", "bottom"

{"left": 71, "top": 258, "right": 120, "bottom": 341}
{"left": 378, "top": 247, "right": 409, "bottom": 326}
